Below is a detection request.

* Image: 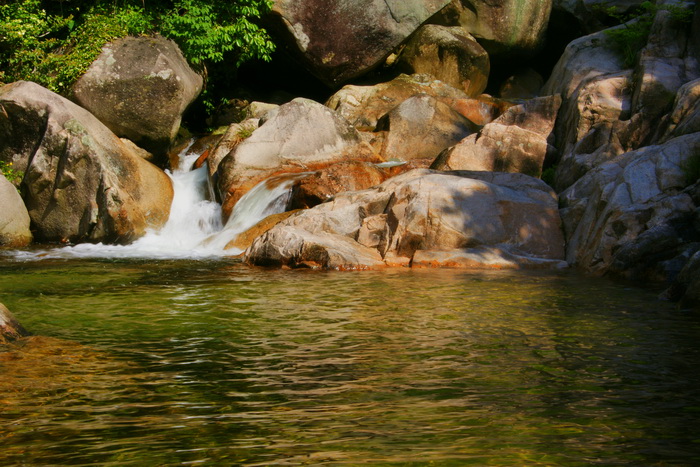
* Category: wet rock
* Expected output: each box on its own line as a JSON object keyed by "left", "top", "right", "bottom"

{"left": 0, "top": 175, "right": 32, "bottom": 247}
{"left": 246, "top": 169, "right": 566, "bottom": 270}
{"left": 396, "top": 25, "right": 489, "bottom": 97}
{"left": 72, "top": 35, "right": 203, "bottom": 158}
{"left": 326, "top": 74, "right": 468, "bottom": 131}
{"left": 268, "top": 0, "right": 450, "bottom": 87}
{"left": 376, "top": 94, "right": 479, "bottom": 161}
{"left": 432, "top": 95, "right": 561, "bottom": 176}
{"left": 0, "top": 81, "right": 173, "bottom": 244}
{"left": 0, "top": 303, "right": 30, "bottom": 345}
{"left": 216, "top": 98, "right": 380, "bottom": 217}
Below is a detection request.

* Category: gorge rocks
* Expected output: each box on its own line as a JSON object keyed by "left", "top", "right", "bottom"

{"left": 246, "top": 169, "right": 566, "bottom": 270}
{"left": 396, "top": 25, "right": 490, "bottom": 97}
{"left": 559, "top": 132, "right": 700, "bottom": 276}
{"left": 216, "top": 98, "right": 380, "bottom": 217}
{"left": 268, "top": 0, "right": 450, "bottom": 87}
{"left": 434, "top": 0, "right": 553, "bottom": 60}
{"left": 432, "top": 95, "right": 561, "bottom": 176}
{"left": 72, "top": 35, "right": 203, "bottom": 158}
{"left": 0, "top": 175, "right": 32, "bottom": 247}
{"left": 0, "top": 81, "right": 173, "bottom": 244}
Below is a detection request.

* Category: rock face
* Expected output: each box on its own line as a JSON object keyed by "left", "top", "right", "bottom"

{"left": 559, "top": 133, "right": 700, "bottom": 277}
{"left": 0, "top": 81, "right": 173, "bottom": 244}
{"left": 269, "top": 0, "right": 450, "bottom": 87}
{"left": 0, "top": 175, "right": 32, "bottom": 247}
{"left": 376, "top": 94, "right": 479, "bottom": 161}
{"left": 435, "top": 0, "right": 553, "bottom": 60}
{"left": 216, "top": 98, "right": 381, "bottom": 217}
{"left": 72, "top": 35, "right": 203, "bottom": 158}
{"left": 246, "top": 169, "right": 566, "bottom": 270}
{"left": 0, "top": 303, "right": 30, "bottom": 344}
{"left": 396, "top": 25, "right": 490, "bottom": 97}
{"left": 432, "top": 95, "right": 561, "bottom": 176}
{"left": 326, "top": 74, "right": 469, "bottom": 131}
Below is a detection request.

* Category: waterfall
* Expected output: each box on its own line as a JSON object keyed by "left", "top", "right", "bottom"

{"left": 9, "top": 145, "right": 309, "bottom": 260}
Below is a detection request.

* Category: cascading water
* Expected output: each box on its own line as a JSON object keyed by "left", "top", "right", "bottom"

{"left": 7, "top": 145, "right": 309, "bottom": 260}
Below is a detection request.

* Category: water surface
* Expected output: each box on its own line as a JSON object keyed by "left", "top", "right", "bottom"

{"left": 1, "top": 257, "right": 699, "bottom": 465}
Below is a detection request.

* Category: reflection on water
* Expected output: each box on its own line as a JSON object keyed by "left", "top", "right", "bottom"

{"left": 0, "top": 258, "right": 699, "bottom": 465}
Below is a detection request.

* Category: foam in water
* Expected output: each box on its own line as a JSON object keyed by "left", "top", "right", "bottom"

{"left": 6, "top": 144, "right": 310, "bottom": 260}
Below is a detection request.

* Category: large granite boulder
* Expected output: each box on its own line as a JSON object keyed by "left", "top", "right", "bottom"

{"left": 434, "top": 0, "right": 553, "bottom": 60}
{"left": 216, "top": 98, "right": 381, "bottom": 217}
{"left": 246, "top": 169, "right": 567, "bottom": 270}
{"left": 432, "top": 95, "right": 561, "bottom": 176}
{"left": 559, "top": 132, "right": 700, "bottom": 277}
{"left": 326, "top": 74, "right": 469, "bottom": 131}
{"left": 0, "top": 175, "right": 32, "bottom": 247}
{"left": 268, "top": 0, "right": 450, "bottom": 87}
{"left": 396, "top": 25, "right": 490, "bottom": 97}
{"left": 376, "top": 94, "right": 479, "bottom": 161}
{"left": 0, "top": 81, "right": 173, "bottom": 244}
{"left": 72, "top": 35, "right": 203, "bottom": 158}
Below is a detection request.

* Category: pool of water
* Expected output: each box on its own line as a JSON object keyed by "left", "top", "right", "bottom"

{"left": 1, "top": 256, "right": 699, "bottom": 465}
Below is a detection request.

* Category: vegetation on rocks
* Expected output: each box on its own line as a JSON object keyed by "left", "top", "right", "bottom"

{"left": 0, "top": 0, "right": 275, "bottom": 100}
{"left": 0, "top": 161, "right": 22, "bottom": 187}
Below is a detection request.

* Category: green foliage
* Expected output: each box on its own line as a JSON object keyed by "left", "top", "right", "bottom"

{"left": 0, "top": 161, "right": 23, "bottom": 188}
{"left": 0, "top": 0, "right": 275, "bottom": 97}
{"left": 598, "top": 1, "right": 694, "bottom": 68}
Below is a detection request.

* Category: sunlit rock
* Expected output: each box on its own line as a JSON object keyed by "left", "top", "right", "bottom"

{"left": 0, "top": 175, "right": 32, "bottom": 247}
{"left": 246, "top": 169, "right": 566, "bottom": 270}
{"left": 72, "top": 35, "right": 203, "bottom": 158}
{"left": 216, "top": 98, "right": 381, "bottom": 218}
{"left": 0, "top": 81, "right": 173, "bottom": 244}
{"left": 432, "top": 95, "right": 561, "bottom": 176}
{"left": 0, "top": 303, "right": 30, "bottom": 344}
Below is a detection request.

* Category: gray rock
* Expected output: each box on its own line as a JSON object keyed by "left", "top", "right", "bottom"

{"left": 396, "top": 25, "right": 489, "bottom": 97}
{"left": 0, "top": 175, "right": 32, "bottom": 247}
{"left": 0, "top": 81, "right": 173, "bottom": 244}
{"left": 72, "top": 35, "right": 203, "bottom": 157}
{"left": 269, "top": 0, "right": 450, "bottom": 87}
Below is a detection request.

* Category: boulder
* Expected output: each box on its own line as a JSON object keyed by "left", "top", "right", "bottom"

{"left": 245, "top": 169, "right": 566, "bottom": 270}
{"left": 376, "top": 94, "right": 479, "bottom": 161}
{"left": 559, "top": 132, "right": 700, "bottom": 276}
{"left": 268, "top": 0, "right": 450, "bottom": 87}
{"left": 0, "top": 175, "right": 32, "bottom": 247}
{"left": 326, "top": 74, "right": 469, "bottom": 131}
{"left": 656, "top": 78, "right": 700, "bottom": 141}
{"left": 663, "top": 248, "right": 700, "bottom": 309}
{"left": 0, "top": 303, "right": 30, "bottom": 345}
{"left": 72, "top": 35, "right": 203, "bottom": 158}
{"left": 432, "top": 95, "right": 561, "bottom": 176}
{"left": 396, "top": 25, "right": 489, "bottom": 97}
{"left": 0, "top": 81, "right": 173, "bottom": 244}
{"left": 216, "top": 98, "right": 381, "bottom": 217}
{"left": 498, "top": 68, "right": 544, "bottom": 99}
{"left": 433, "top": 0, "right": 553, "bottom": 60}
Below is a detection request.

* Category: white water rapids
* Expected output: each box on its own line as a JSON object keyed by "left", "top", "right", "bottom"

{"left": 8, "top": 145, "right": 309, "bottom": 260}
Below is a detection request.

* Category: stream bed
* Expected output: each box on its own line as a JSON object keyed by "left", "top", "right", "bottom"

{"left": 1, "top": 256, "right": 699, "bottom": 465}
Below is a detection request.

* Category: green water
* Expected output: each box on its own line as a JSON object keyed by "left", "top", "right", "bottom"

{"left": 1, "top": 257, "right": 699, "bottom": 465}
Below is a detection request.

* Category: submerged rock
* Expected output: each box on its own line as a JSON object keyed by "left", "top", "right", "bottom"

{"left": 72, "top": 35, "right": 203, "bottom": 158}
{"left": 0, "top": 81, "right": 173, "bottom": 244}
{"left": 0, "top": 303, "right": 30, "bottom": 345}
{"left": 0, "top": 175, "right": 32, "bottom": 247}
{"left": 245, "top": 169, "right": 566, "bottom": 270}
